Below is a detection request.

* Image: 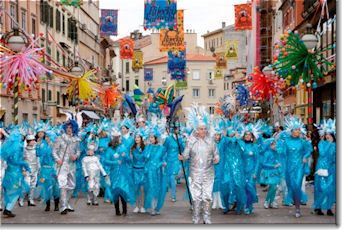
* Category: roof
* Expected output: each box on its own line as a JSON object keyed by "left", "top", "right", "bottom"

{"left": 144, "top": 54, "right": 215, "bottom": 65}
{"left": 201, "top": 28, "right": 224, "bottom": 38}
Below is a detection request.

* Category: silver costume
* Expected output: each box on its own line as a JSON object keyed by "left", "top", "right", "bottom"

{"left": 53, "top": 133, "right": 80, "bottom": 212}
{"left": 81, "top": 155, "right": 107, "bottom": 204}
{"left": 0, "top": 140, "right": 6, "bottom": 210}
{"left": 23, "top": 145, "right": 40, "bottom": 204}
{"left": 183, "top": 134, "right": 219, "bottom": 224}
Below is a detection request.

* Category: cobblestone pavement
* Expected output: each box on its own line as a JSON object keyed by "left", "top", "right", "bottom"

{"left": 2, "top": 183, "right": 336, "bottom": 224}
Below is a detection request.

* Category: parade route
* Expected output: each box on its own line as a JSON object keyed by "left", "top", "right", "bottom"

{"left": 2, "top": 184, "right": 336, "bottom": 224}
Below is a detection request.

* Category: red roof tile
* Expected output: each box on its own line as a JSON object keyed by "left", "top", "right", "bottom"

{"left": 144, "top": 54, "right": 215, "bottom": 65}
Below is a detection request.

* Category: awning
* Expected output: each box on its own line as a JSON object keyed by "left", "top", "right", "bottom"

{"left": 81, "top": 110, "right": 100, "bottom": 120}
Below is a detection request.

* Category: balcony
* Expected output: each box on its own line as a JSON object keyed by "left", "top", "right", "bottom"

{"left": 302, "top": 0, "right": 320, "bottom": 19}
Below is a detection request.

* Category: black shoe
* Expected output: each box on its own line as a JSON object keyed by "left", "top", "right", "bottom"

{"left": 0, "top": 208, "right": 2, "bottom": 212}
{"left": 223, "top": 209, "right": 229, "bottom": 215}
{"left": 61, "top": 209, "right": 68, "bottom": 215}
{"left": 66, "top": 208, "right": 75, "bottom": 212}
{"left": 315, "top": 209, "right": 324, "bottom": 215}
{"left": 54, "top": 199, "right": 59, "bottom": 211}
{"left": 92, "top": 202, "right": 99, "bottom": 206}
{"left": 116, "top": 212, "right": 121, "bottom": 216}
{"left": 87, "top": 202, "right": 91, "bottom": 205}
{"left": 45, "top": 200, "right": 50, "bottom": 212}
{"left": 3, "top": 209, "right": 16, "bottom": 218}
{"left": 327, "top": 210, "right": 334, "bottom": 216}
{"left": 28, "top": 201, "right": 36, "bottom": 207}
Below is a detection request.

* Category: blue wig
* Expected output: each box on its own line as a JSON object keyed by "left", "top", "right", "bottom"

{"left": 62, "top": 119, "right": 79, "bottom": 136}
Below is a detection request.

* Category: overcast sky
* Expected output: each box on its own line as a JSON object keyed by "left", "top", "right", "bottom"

{"left": 99, "top": 0, "right": 248, "bottom": 47}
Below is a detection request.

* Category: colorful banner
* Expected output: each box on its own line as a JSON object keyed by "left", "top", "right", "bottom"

{"left": 215, "top": 52, "right": 227, "bottom": 69}
{"left": 225, "top": 40, "right": 239, "bottom": 60}
{"left": 214, "top": 68, "right": 223, "bottom": 79}
{"left": 168, "top": 50, "right": 186, "bottom": 81}
{"left": 144, "top": 0, "right": 177, "bottom": 30}
{"left": 132, "top": 50, "right": 143, "bottom": 71}
{"left": 159, "top": 10, "right": 185, "bottom": 51}
{"left": 60, "top": 0, "right": 83, "bottom": 7}
{"left": 175, "top": 80, "right": 187, "bottom": 89}
{"left": 120, "top": 38, "right": 134, "bottom": 59}
{"left": 234, "top": 3, "right": 252, "bottom": 30}
{"left": 144, "top": 68, "right": 153, "bottom": 81}
{"left": 100, "top": 9, "right": 118, "bottom": 36}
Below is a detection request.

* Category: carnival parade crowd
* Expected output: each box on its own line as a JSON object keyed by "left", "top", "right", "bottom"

{"left": 0, "top": 104, "right": 336, "bottom": 224}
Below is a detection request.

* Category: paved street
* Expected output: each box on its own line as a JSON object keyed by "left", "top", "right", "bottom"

{"left": 2, "top": 183, "right": 336, "bottom": 224}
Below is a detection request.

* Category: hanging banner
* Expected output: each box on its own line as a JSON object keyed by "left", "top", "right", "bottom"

{"left": 214, "top": 68, "right": 223, "bottom": 79}
{"left": 225, "top": 40, "right": 239, "bottom": 60}
{"left": 159, "top": 10, "right": 185, "bottom": 51}
{"left": 100, "top": 9, "right": 118, "bottom": 37}
{"left": 234, "top": 3, "right": 252, "bottom": 30}
{"left": 168, "top": 50, "right": 186, "bottom": 81}
{"left": 132, "top": 50, "right": 143, "bottom": 71}
{"left": 60, "top": 0, "right": 83, "bottom": 7}
{"left": 144, "top": 68, "right": 153, "bottom": 81}
{"left": 175, "top": 80, "right": 187, "bottom": 89}
{"left": 120, "top": 38, "right": 134, "bottom": 59}
{"left": 215, "top": 52, "right": 227, "bottom": 69}
{"left": 144, "top": 0, "right": 177, "bottom": 30}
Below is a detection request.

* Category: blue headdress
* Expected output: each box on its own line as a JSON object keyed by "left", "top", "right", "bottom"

{"left": 185, "top": 102, "right": 210, "bottom": 129}
{"left": 239, "top": 120, "right": 263, "bottom": 140}
{"left": 34, "top": 120, "right": 51, "bottom": 133}
{"left": 62, "top": 119, "right": 79, "bottom": 136}
{"left": 284, "top": 116, "right": 306, "bottom": 135}
{"left": 210, "top": 116, "right": 226, "bottom": 136}
{"left": 121, "top": 114, "right": 135, "bottom": 130}
{"left": 45, "top": 129, "right": 57, "bottom": 142}
{"left": 148, "top": 115, "right": 167, "bottom": 141}
{"left": 97, "top": 118, "right": 112, "bottom": 134}
{"left": 316, "top": 118, "right": 336, "bottom": 136}
{"left": 134, "top": 127, "right": 149, "bottom": 141}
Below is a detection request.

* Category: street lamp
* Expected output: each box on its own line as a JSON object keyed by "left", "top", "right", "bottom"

{"left": 301, "top": 24, "right": 318, "bottom": 126}
{"left": 70, "top": 62, "right": 85, "bottom": 77}
{"left": 3, "top": 27, "right": 29, "bottom": 124}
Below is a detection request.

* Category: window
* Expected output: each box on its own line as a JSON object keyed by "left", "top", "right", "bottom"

{"left": 62, "top": 14, "right": 65, "bottom": 35}
{"left": 216, "top": 38, "right": 219, "bottom": 47}
{"left": 192, "top": 70, "right": 200, "bottom": 80}
{"left": 126, "top": 80, "right": 130, "bottom": 92}
{"left": 42, "top": 89, "right": 46, "bottom": 102}
{"left": 62, "top": 55, "right": 66, "bottom": 66}
{"left": 209, "top": 106, "right": 215, "bottom": 115}
{"left": 31, "top": 17, "right": 36, "bottom": 37}
{"left": 48, "top": 90, "right": 52, "bottom": 101}
{"left": 22, "top": 113, "right": 28, "bottom": 122}
{"left": 208, "top": 89, "right": 215, "bottom": 98}
{"left": 125, "top": 62, "right": 130, "bottom": 73}
{"left": 49, "top": 5, "right": 53, "bottom": 28}
{"left": 135, "top": 79, "right": 139, "bottom": 86}
{"left": 10, "top": 4, "right": 16, "bottom": 29}
{"left": 32, "top": 114, "right": 37, "bottom": 121}
{"left": 56, "top": 51, "right": 60, "bottom": 63}
{"left": 62, "top": 94, "right": 66, "bottom": 106}
{"left": 192, "top": 88, "right": 200, "bottom": 98}
{"left": 56, "top": 9, "right": 61, "bottom": 32}
{"left": 68, "top": 18, "right": 77, "bottom": 42}
{"left": 224, "top": 82, "right": 230, "bottom": 91}
{"left": 0, "top": 2, "right": 3, "bottom": 25}
{"left": 21, "top": 10, "right": 26, "bottom": 31}
{"left": 57, "top": 91, "right": 60, "bottom": 105}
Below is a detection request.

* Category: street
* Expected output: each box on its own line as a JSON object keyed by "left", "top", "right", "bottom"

{"left": 2, "top": 183, "right": 336, "bottom": 224}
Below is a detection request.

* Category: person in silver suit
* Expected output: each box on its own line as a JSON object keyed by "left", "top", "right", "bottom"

{"left": 179, "top": 104, "right": 220, "bottom": 224}
{"left": 53, "top": 120, "right": 80, "bottom": 215}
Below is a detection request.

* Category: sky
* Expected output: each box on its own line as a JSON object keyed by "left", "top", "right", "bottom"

{"left": 99, "top": 0, "right": 248, "bottom": 47}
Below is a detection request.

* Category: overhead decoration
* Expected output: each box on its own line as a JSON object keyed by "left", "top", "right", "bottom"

{"left": 225, "top": 40, "right": 239, "bottom": 60}
{"left": 168, "top": 50, "right": 186, "bottom": 81}
{"left": 235, "top": 84, "right": 249, "bottom": 106}
{"left": 100, "top": 84, "right": 122, "bottom": 109}
{"left": 60, "top": 0, "right": 83, "bottom": 7}
{"left": 144, "top": 68, "right": 153, "bottom": 81}
{"left": 169, "top": 95, "right": 184, "bottom": 124}
{"left": 124, "top": 94, "right": 137, "bottom": 117}
{"left": 215, "top": 52, "right": 227, "bottom": 69}
{"left": 248, "top": 67, "right": 280, "bottom": 101}
{"left": 132, "top": 50, "right": 143, "bottom": 72}
{"left": 66, "top": 69, "right": 99, "bottom": 103}
{"left": 272, "top": 31, "right": 334, "bottom": 87}
{"left": 144, "top": 0, "right": 177, "bottom": 30}
{"left": 214, "top": 68, "right": 223, "bottom": 79}
{"left": 100, "top": 9, "right": 118, "bottom": 37}
{"left": 234, "top": 3, "right": 252, "bottom": 31}
{"left": 175, "top": 80, "right": 187, "bottom": 89}
{"left": 215, "top": 94, "right": 236, "bottom": 117}
{"left": 120, "top": 38, "right": 134, "bottom": 59}
{"left": 159, "top": 10, "right": 185, "bottom": 51}
{"left": 133, "top": 84, "right": 145, "bottom": 107}
{"left": 0, "top": 43, "right": 50, "bottom": 92}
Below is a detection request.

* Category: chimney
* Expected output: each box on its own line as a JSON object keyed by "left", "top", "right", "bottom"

{"left": 222, "top": 22, "right": 226, "bottom": 28}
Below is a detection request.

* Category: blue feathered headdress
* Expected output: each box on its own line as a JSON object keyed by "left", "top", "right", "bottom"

{"left": 185, "top": 102, "right": 210, "bottom": 129}
{"left": 239, "top": 120, "right": 263, "bottom": 140}
{"left": 284, "top": 116, "right": 306, "bottom": 135}
{"left": 62, "top": 119, "right": 79, "bottom": 136}
{"left": 316, "top": 118, "right": 336, "bottom": 136}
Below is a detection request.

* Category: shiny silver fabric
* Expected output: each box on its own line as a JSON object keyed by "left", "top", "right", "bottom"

{"left": 82, "top": 155, "right": 107, "bottom": 198}
{"left": 0, "top": 158, "right": 6, "bottom": 209}
{"left": 24, "top": 145, "right": 40, "bottom": 201}
{"left": 53, "top": 134, "right": 80, "bottom": 211}
{"left": 183, "top": 134, "right": 219, "bottom": 224}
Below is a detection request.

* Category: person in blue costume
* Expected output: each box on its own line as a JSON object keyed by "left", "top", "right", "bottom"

{"left": 212, "top": 126, "right": 225, "bottom": 210}
{"left": 97, "top": 130, "right": 112, "bottom": 203}
{"left": 237, "top": 122, "right": 262, "bottom": 215}
{"left": 105, "top": 130, "right": 135, "bottom": 216}
{"left": 37, "top": 130, "right": 60, "bottom": 212}
{"left": 143, "top": 121, "right": 167, "bottom": 216}
{"left": 279, "top": 116, "right": 313, "bottom": 218}
{"left": 131, "top": 129, "right": 148, "bottom": 213}
{"left": 2, "top": 130, "right": 31, "bottom": 218}
{"left": 0, "top": 128, "right": 9, "bottom": 212}
{"left": 260, "top": 138, "right": 282, "bottom": 209}
{"left": 121, "top": 118, "right": 135, "bottom": 151}
{"left": 313, "top": 119, "right": 336, "bottom": 216}
{"left": 163, "top": 125, "right": 185, "bottom": 202}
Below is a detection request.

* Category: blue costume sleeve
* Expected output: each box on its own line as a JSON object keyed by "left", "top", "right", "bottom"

{"left": 303, "top": 139, "right": 313, "bottom": 159}
{"left": 104, "top": 148, "right": 116, "bottom": 165}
